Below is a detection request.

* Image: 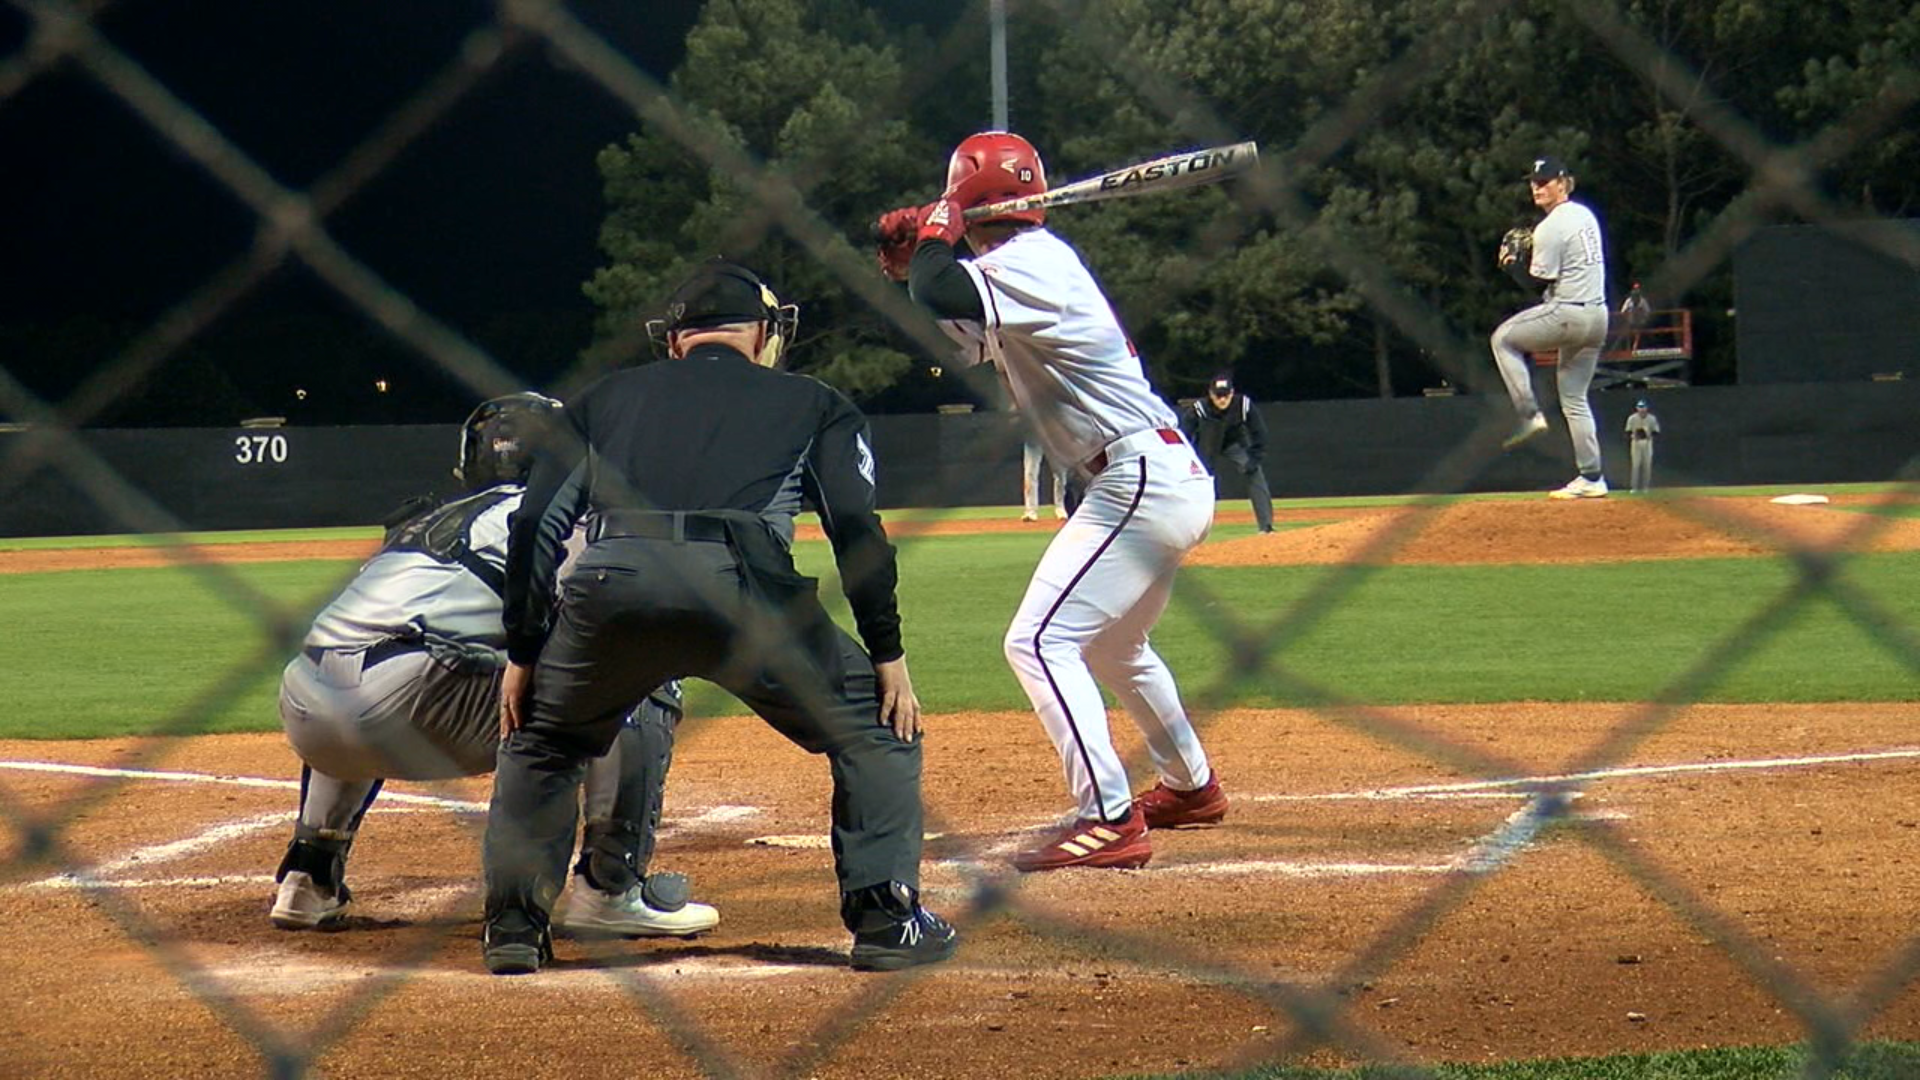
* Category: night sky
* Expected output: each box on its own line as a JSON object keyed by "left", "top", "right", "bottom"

{"left": 2, "top": 1, "right": 701, "bottom": 425}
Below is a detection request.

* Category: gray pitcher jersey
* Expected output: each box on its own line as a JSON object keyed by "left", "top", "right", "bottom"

{"left": 941, "top": 228, "right": 1178, "bottom": 471}
{"left": 1529, "top": 200, "right": 1606, "bottom": 304}
{"left": 305, "top": 486, "right": 520, "bottom": 655}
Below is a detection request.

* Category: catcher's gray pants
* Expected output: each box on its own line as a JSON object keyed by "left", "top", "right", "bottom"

{"left": 1212, "top": 446, "right": 1274, "bottom": 531}
{"left": 1630, "top": 439, "right": 1655, "bottom": 492}
{"left": 483, "top": 535, "right": 924, "bottom": 922}
{"left": 1490, "top": 301, "right": 1610, "bottom": 475}
{"left": 280, "top": 646, "right": 676, "bottom": 875}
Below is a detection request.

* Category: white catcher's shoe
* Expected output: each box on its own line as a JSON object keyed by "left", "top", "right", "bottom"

{"left": 557, "top": 874, "right": 719, "bottom": 938}
{"left": 1548, "top": 475, "right": 1610, "bottom": 500}
{"left": 270, "top": 871, "right": 348, "bottom": 930}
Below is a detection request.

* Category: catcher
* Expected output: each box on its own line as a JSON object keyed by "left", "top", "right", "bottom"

{"left": 1489, "top": 155, "right": 1612, "bottom": 499}
{"left": 273, "top": 393, "right": 717, "bottom": 937}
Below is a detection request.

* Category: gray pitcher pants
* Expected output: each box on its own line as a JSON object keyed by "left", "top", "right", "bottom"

{"left": 1490, "top": 301, "right": 1609, "bottom": 474}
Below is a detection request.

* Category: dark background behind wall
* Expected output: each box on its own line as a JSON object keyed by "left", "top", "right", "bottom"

{"left": 1733, "top": 221, "right": 1920, "bottom": 385}
{"left": 3, "top": 380, "right": 1914, "bottom": 539}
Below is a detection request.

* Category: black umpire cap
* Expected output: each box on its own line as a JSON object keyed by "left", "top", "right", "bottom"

{"left": 1209, "top": 373, "right": 1233, "bottom": 395}
{"left": 663, "top": 259, "right": 774, "bottom": 333}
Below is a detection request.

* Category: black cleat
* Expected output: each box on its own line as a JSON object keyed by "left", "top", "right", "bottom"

{"left": 843, "top": 881, "right": 958, "bottom": 972}
{"left": 482, "top": 907, "right": 553, "bottom": 976}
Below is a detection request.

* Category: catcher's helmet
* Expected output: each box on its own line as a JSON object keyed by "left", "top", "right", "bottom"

{"left": 646, "top": 259, "right": 800, "bottom": 369}
{"left": 945, "top": 131, "right": 1047, "bottom": 226}
{"left": 454, "top": 392, "right": 564, "bottom": 489}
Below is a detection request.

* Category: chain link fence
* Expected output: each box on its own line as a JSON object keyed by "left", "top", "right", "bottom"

{"left": 3, "top": 0, "right": 1918, "bottom": 1077}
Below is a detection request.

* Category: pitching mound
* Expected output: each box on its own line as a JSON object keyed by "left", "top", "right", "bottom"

{"left": 1192, "top": 494, "right": 1920, "bottom": 567}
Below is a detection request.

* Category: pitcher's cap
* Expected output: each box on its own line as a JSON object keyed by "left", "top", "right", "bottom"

{"left": 1527, "top": 156, "right": 1571, "bottom": 182}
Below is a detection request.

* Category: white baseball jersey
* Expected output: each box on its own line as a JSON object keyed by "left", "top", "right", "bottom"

{"left": 939, "top": 228, "right": 1179, "bottom": 471}
{"left": 929, "top": 225, "right": 1215, "bottom": 826}
{"left": 1529, "top": 200, "right": 1606, "bottom": 304}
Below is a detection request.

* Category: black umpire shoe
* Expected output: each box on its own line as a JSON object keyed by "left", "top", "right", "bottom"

{"left": 482, "top": 906, "right": 553, "bottom": 976}
{"left": 843, "top": 881, "right": 959, "bottom": 972}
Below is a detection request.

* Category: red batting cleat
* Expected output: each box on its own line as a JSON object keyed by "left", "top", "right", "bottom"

{"left": 1012, "top": 806, "right": 1151, "bottom": 871}
{"left": 1135, "top": 775, "right": 1229, "bottom": 829}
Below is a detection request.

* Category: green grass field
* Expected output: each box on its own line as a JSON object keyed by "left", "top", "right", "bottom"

{"left": 2, "top": 491, "right": 1915, "bottom": 739}
{"left": 2, "top": 488, "right": 1914, "bottom": 1079}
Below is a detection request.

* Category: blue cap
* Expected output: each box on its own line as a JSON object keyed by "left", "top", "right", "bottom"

{"left": 1636, "top": 399, "right": 1649, "bottom": 408}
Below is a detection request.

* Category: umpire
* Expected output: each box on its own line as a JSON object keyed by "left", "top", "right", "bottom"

{"left": 1180, "top": 373, "right": 1275, "bottom": 533}
{"left": 483, "top": 259, "right": 955, "bottom": 975}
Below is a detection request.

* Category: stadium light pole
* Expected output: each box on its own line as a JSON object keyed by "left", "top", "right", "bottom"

{"left": 990, "top": 0, "right": 1008, "bottom": 130}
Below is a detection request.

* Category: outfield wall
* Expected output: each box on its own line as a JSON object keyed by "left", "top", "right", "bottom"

{"left": 2, "top": 380, "right": 1914, "bottom": 538}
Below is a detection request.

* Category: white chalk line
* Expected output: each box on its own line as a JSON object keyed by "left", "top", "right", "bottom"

{"left": 4, "top": 745, "right": 1905, "bottom": 898}
{"left": 0, "top": 759, "right": 483, "bottom": 810}
{"left": 1252, "top": 746, "right": 1920, "bottom": 802}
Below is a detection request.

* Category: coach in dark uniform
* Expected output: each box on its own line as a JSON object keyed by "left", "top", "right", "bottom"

{"left": 1180, "top": 372, "right": 1274, "bottom": 533}
{"left": 481, "top": 260, "right": 955, "bottom": 975}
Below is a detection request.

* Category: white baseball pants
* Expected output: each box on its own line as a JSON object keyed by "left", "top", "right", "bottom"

{"left": 1004, "top": 429, "right": 1216, "bottom": 821}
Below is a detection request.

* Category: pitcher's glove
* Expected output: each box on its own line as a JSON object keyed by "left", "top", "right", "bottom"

{"left": 1497, "top": 227, "right": 1533, "bottom": 270}
{"left": 875, "top": 206, "right": 922, "bottom": 281}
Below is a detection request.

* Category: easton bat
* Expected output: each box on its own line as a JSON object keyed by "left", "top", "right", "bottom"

{"left": 962, "top": 140, "right": 1260, "bottom": 220}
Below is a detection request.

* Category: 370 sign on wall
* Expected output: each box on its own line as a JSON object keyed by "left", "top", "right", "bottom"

{"left": 233, "top": 433, "right": 289, "bottom": 465}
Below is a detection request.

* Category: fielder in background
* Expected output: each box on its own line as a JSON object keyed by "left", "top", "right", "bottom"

{"left": 1022, "top": 440, "right": 1069, "bottom": 522}
{"left": 878, "top": 131, "right": 1228, "bottom": 872}
{"left": 1491, "top": 155, "right": 1611, "bottom": 500}
{"left": 274, "top": 393, "right": 717, "bottom": 938}
{"left": 487, "top": 261, "right": 952, "bottom": 976}
{"left": 1180, "top": 372, "right": 1274, "bottom": 533}
{"left": 1624, "top": 398, "right": 1662, "bottom": 493}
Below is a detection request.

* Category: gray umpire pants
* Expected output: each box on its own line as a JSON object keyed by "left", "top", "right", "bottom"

{"left": 483, "top": 534, "right": 924, "bottom": 922}
{"left": 1490, "top": 301, "right": 1609, "bottom": 475}
{"left": 280, "top": 645, "right": 676, "bottom": 874}
{"left": 1215, "top": 446, "right": 1274, "bottom": 532}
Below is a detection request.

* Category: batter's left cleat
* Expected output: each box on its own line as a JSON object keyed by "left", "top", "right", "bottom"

{"left": 557, "top": 873, "right": 719, "bottom": 938}
{"left": 1135, "top": 775, "right": 1229, "bottom": 829}
{"left": 1020, "top": 510, "right": 1040, "bottom": 522}
{"left": 1012, "top": 806, "right": 1151, "bottom": 871}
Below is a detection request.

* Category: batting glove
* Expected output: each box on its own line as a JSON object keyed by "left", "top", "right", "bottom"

{"left": 916, "top": 197, "right": 967, "bottom": 248}
{"left": 874, "top": 206, "right": 923, "bottom": 281}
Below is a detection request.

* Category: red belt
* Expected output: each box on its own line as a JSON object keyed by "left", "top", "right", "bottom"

{"left": 1084, "top": 428, "right": 1182, "bottom": 476}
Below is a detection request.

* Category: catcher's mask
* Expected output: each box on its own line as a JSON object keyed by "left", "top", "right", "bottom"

{"left": 946, "top": 131, "right": 1048, "bottom": 226}
{"left": 645, "top": 259, "right": 800, "bottom": 369}
{"left": 454, "top": 392, "right": 564, "bottom": 489}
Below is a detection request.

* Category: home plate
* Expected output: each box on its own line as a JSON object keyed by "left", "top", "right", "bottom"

{"left": 749, "top": 833, "right": 944, "bottom": 849}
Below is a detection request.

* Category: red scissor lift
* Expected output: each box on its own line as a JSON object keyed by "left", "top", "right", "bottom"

{"left": 1532, "top": 308, "right": 1694, "bottom": 389}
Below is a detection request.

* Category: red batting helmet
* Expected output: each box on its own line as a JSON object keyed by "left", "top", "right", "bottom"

{"left": 945, "top": 131, "right": 1048, "bottom": 226}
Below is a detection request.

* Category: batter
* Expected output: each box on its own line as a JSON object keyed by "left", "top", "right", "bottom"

{"left": 878, "top": 131, "right": 1230, "bottom": 871}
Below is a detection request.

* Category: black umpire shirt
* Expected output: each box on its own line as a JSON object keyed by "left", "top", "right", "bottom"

{"left": 1181, "top": 393, "right": 1268, "bottom": 469}
{"left": 501, "top": 343, "right": 902, "bottom": 666}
